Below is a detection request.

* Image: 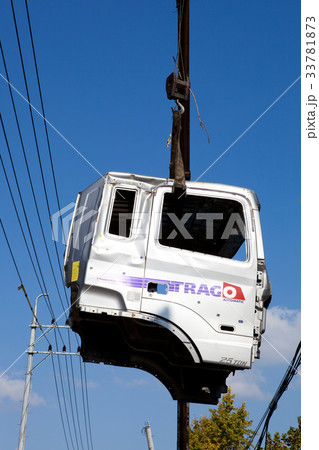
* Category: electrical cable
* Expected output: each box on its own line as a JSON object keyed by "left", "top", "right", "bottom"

{"left": 3, "top": 18, "right": 77, "bottom": 438}
{"left": 23, "top": 3, "right": 96, "bottom": 445}
{"left": 6, "top": 3, "right": 94, "bottom": 447}
{"left": 1, "top": 112, "right": 77, "bottom": 421}
{"left": 53, "top": 329, "right": 78, "bottom": 450}
{"left": 63, "top": 352, "right": 83, "bottom": 450}
{"left": 0, "top": 114, "right": 55, "bottom": 319}
{"left": 0, "top": 41, "right": 69, "bottom": 315}
{"left": 246, "top": 341, "right": 301, "bottom": 449}
{"left": 51, "top": 354, "right": 72, "bottom": 450}
{"left": 67, "top": 336, "right": 85, "bottom": 450}
{"left": 5, "top": 2, "right": 299, "bottom": 448}
{"left": 83, "top": 363, "right": 94, "bottom": 450}
{"left": 1, "top": 208, "right": 79, "bottom": 450}
{"left": 0, "top": 217, "right": 52, "bottom": 349}
{"left": 28, "top": 13, "right": 91, "bottom": 448}
{"left": 1, "top": 107, "right": 78, "bottom": 448}
{"left": 1, "top": 113, "right": 69, "bottom": 352}
{"left": 24, "top": 0, "right": 67, "bottom": 246}
{"left": 0, "top": 205, "right": 71, "bottom": 445}
{"left": 21, "top": 7, "right": 91, "bottom": 443}
{"left": 0, "top": 216, "right": 28, "bottom": 288}
{"left": 78, "top": 357, "right": 92, "bottom": 450}
{"left": 9, "top": 0, "right": 70, "bottom": 315}
{"left": 0, "top": 199, "right": 74, "bottom": 449}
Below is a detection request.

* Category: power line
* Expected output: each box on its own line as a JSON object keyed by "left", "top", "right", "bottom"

{"left": 2, "top": 187, "right": 94, "bottom": 448}
{"left": 2, "top": 28, "right": 70, "bottom": 348}
{"left": 5, "top": 3, "right": 93, "bottom": 447}
{"left": 51, "top": 354, "right": 72, "bottom": 450}
{"left": 24, "top": 0, "right": 93, "bottom": 441}
{"left": 83, "top": 363, "right": 94, "bottom": 450}
{"left": 1, "top": 76, "right": 78, "bottom": 449}
{"left": 247, "top": 341, "right": 301, "bottom": 449}
{"left": 0, "top": 217, "right": 53, "bottom": 348}
{"left": 1, "top": 112, "right": 69, "bottom": 353}
{"left": 1, "top": 163, "right": 92, "bottom": 449}
{"left": 24, "top": 0, "right": 67, "bottom": 246}
{"left": 67, "top": 336, "right": 85, "bottom": 450}
{"left": 0, "top": 191, "right": 75, "bottom": 449}
{"left": 1, "top": 115, "right": 78, "bottom": 436}
{"left": 0, "top": 41, "right": 69, "bottom": 316}
{"left": 0, "top": 218, "right": 24, "bottom": 285}
{"left": 53, "top": 329, "right": 78, "bottom": 450}
{"left": 22, "top": 3, "right": 95, "bottom": 445}
{"left": 64, "top": 353, "right": 83, "bottom": 450}
{"left": 78, "top": 358, "right": 92, "bottom": 450}
{"left": 9, "top": 0, "right": 70, "bottom": 314}
{"left": 0, "top": 113, "right": 55, "bottom": 319}
{"left": 19, "top": 5, "right": 91, "bottom": 441}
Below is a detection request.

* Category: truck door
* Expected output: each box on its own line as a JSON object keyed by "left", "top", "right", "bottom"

{"left": 83, "top": 183, "right": 151, "bottom": 312}
{"left": 141, "top": 185, "right": 258, "bottom": 364}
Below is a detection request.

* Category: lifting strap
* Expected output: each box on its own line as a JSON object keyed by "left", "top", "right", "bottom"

{"left": 169, "top": 107, "right": 186, "bottom": 193}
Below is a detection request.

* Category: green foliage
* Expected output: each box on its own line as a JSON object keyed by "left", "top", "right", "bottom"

{"left": 189, "top": 387, "right": 254, "bottom": 449}
{"left": 189, "top": 388, "right": 301, "bottom": 450}
{"left": 266, "top": 417, "right": 301, "bottom": 449}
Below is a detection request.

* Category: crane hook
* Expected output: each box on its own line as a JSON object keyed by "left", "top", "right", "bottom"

{"left": 176, "top": 99, "right": 185, "bottom": 114}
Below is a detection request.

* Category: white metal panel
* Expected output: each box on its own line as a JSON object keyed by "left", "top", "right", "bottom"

{"left": 68, "top": 173, "right": 266, "bottom": 368}
{"left": 81, "top": 179, "right": 153, "bottom": 311}
{"left": 253, "top": 209, "right": 265, "bottom": 260}
{"left": 141, "top": 185, "right": 258, "bottom": 366}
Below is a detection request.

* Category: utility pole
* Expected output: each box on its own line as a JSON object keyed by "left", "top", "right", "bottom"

{"left": 18, "top": 292, "right": 48, "bottom": 450}
{"left": 17, "top": 293, "right": 80, "bottom": 450}
{"left": 144, "top": 421, "right": 155, "bottom": 450}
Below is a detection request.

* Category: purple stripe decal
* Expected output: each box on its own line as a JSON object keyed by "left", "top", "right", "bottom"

{"left": 96, "top": 274, "right": 245, "bottom": 301}
{"left": 97, "top": 274, "right": 174, "bottom": 290}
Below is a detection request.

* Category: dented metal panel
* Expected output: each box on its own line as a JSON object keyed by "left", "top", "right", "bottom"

{"left": 64, "top": 176, "right": 105, "bottom": 288}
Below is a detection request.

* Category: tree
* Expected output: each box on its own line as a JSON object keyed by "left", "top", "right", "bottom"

{"left": 266, "top": 417, "right": 301, "bottom": 450}
{"left": 189, "top": 387, "right": 254, "bottom": 449}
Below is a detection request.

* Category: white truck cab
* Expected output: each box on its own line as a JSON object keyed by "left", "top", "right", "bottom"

{"left": 64, "top": 172, "right": 271, "bottom": 404}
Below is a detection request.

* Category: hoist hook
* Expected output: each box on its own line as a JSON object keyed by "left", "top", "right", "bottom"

{"left": 176, "top": 99, "right": 185, "bottom": 114}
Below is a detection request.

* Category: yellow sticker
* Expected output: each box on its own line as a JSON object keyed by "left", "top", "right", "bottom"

{"left": 71, "top": 261, "right": 80, "bottom": 282}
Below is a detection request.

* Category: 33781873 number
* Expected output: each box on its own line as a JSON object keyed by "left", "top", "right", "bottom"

{"left": 305, "top": 17, "right": 316, "bottom": 79}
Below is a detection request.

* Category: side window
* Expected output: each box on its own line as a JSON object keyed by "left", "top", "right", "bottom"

{"left": 108, "top": 189, "right": 136, "bottom": 238}
{"left": 159, "top": 193, "right": 247, "bottom": 261}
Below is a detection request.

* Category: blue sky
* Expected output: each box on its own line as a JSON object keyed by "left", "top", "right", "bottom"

{"left": 0, "top": 1, "right": 301, "bottom": 449}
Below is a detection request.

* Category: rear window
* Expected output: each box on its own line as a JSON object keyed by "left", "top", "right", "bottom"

{"left": 108, "top": 189, "right": 136, "bottom": 238}
{"left": 159, "top": 193, "right": 247, "bottom": 261}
